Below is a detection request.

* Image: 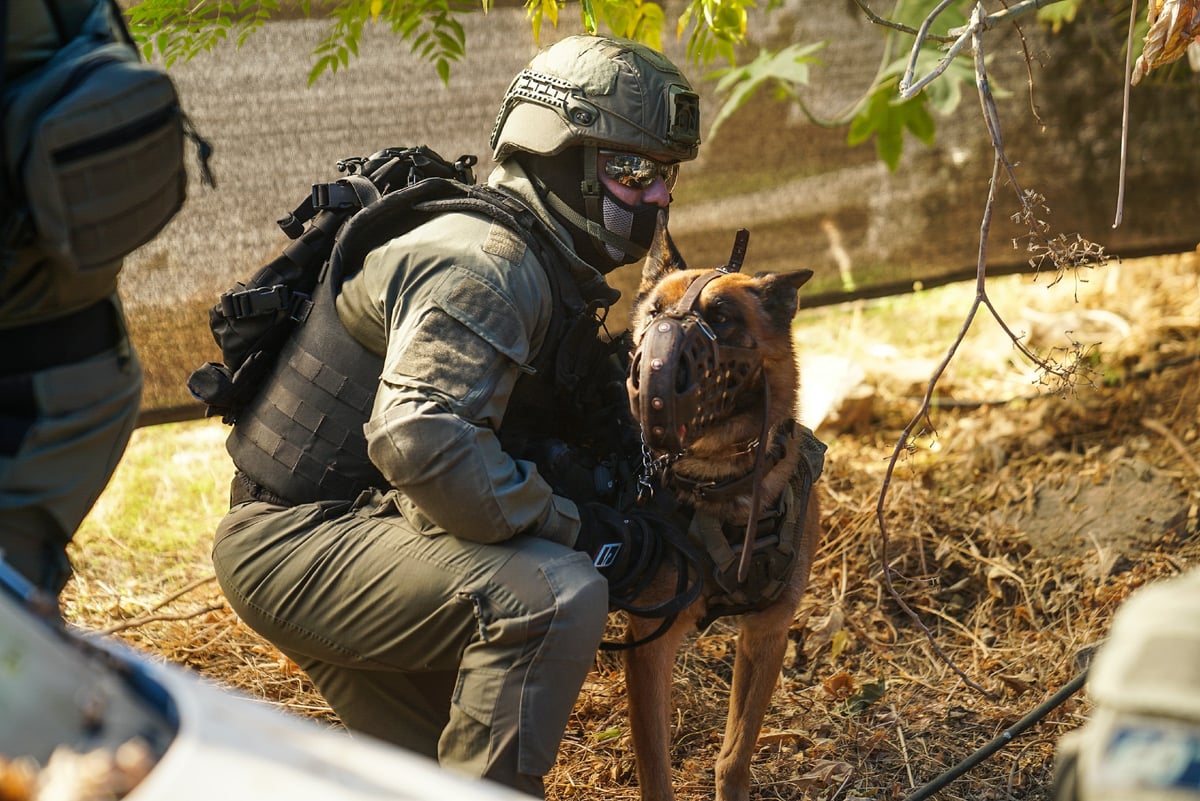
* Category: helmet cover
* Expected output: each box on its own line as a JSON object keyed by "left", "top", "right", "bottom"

{"left": 491, "top": 35, "right": 701, "bottom": 165}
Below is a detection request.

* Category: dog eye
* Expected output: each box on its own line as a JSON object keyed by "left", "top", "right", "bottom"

{"left": 708, "top": 300, "right": 739, "bottom": 328}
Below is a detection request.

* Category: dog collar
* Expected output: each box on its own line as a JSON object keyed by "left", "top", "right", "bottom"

{"left": 667, "top": 418, "right": 796, "bottom": 503}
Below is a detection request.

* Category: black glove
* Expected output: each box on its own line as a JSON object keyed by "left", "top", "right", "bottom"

{"left": 575, "top": 502, "right": 672, "bottom": 599}
{"left": 525, "top": 439, "right": 621, "bottom": 505}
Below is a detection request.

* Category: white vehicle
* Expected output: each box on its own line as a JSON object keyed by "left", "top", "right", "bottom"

{"left": 0, "top": 559, "right": 525, "bottom": 801}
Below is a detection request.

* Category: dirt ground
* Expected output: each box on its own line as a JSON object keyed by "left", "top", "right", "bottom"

{"left": 64, "top": 249, "right": 1200, "bottom": 800}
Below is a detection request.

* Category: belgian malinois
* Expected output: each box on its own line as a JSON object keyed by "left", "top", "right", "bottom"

{"left": 622, "top": 228, "right": 825, "bottom": 801}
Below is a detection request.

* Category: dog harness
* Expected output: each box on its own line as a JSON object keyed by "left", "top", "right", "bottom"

{"left": 691, "top": 424, "right": 825, "bottom": 627}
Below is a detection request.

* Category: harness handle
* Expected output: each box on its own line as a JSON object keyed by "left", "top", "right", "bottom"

{"left": 723, "top": 228, "right": 750, "bottom": 273}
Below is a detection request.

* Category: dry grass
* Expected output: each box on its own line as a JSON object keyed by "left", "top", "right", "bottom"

{"left": 63, "top": 250, "right": 1200, "bottom": 800}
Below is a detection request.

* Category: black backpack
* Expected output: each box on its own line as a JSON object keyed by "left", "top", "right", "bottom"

{"left": 187, "top": 145, "right": 478, "bottom": 423}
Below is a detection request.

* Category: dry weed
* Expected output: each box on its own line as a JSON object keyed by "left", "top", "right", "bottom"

{"left": 62, "top": 253, "right": 1200, "bottom": 800}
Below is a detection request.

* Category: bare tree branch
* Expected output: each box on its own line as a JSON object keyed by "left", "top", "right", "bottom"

{"left": 899, "top": 0, "right": 966, "bottom": 98}
{"left": 875, "top": 18, "right": 1004, "bottom": 698}
{"left": 874, "top": 2, "right": 1113, "bottom": 698}
{"left": 852, "top": 0, "right": 956, "bottom": 42}
{"left": 1115, "top": 0, "right": 1140, "bottom": 228}
{"left": 898, "top": 0, "right": 1074, "bottom": 100}
{"left": 1001, "top": 0, "right": 1049, "bottom": 127}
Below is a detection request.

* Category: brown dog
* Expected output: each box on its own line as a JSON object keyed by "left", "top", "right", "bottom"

{"left": 621, "top": 228, "right": 825, "bottom": 801}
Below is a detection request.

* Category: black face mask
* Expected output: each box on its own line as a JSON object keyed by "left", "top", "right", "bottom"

{"left": 517, "top": 149, "right": 664, "bottom": 274}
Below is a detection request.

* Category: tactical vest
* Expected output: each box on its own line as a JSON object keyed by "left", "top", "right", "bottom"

{"left": 228, "top": 190, "right": 633, "bottom": 507}
{"left": 225, "top": 252, "right": 386, "bottom": 504}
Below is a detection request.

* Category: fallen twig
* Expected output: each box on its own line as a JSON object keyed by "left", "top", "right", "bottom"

{"left": 98, "top": 574, "right": 221, "bottom": 634}
{"left": 99, "top": 601, "right": 227, "bottom": 635}
{"left": 1142, "top": 417, "right": 1200, "bottom": 480}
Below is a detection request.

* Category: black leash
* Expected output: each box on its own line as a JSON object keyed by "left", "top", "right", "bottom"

{"left": 600, "top": 520, "right": 706, "bottom": 652}
{"left": 899, "top": 669, "right": 1088, "bottom": 801}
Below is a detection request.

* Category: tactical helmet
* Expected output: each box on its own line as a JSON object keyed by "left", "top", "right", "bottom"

{"left": 490, "top": 35, "right": 701, "bottom": 164}
{"left": 491, "top": 35, "right": 700, "bottom": 272}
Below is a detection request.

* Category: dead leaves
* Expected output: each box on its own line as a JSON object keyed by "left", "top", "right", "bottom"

{"left": 793, "top": 758, "right": 853, "bottom": 792}
{"left": 0, "top": 740, "right": 155, "bottom": 801}
{"left": 1133, "top": 0, "right": 1200, "bottom": 84}
{"left": 823, "top": 670, "right": 889, "bottom": 714}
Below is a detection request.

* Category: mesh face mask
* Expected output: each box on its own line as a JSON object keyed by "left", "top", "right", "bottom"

{"left": 601, "top": 188, "right": 661, "bottom": 263}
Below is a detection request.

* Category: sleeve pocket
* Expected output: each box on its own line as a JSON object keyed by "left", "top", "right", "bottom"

{"left": 393, "top": 308, "right": 502, "bottom": 405}
{"left": 437, "top": 272, "right": 531, "bottom": 367}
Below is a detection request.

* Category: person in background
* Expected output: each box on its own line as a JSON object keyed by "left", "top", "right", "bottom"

{"left": 0, "top": 0, "right": 144, "bottom": 595}
{"left": 1053, "top": 568, "right": 1200, "bottom": 800}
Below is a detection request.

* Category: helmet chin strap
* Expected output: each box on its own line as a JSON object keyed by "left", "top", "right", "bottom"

{"left": 580, "top": 145, "right": 608, "bottom": 257}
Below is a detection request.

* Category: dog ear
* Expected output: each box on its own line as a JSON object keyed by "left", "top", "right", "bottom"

{"left": 757, "top": 269, "right": 814, "bottom": 330}
{"left": 637, "top": 219, "right": 688, "bottom": 299}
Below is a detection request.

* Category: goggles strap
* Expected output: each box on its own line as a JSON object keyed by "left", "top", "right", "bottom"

{"left": 581, "top": 145, "right": 602, "bottom": 216}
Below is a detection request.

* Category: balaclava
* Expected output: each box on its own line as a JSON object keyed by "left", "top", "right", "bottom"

{"left": 518, "top": 147, "right": 663, "bottom": 274}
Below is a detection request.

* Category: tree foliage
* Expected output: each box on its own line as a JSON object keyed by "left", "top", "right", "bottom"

{"left": 124, "top": 0, "right": 1182, "bottom": 170}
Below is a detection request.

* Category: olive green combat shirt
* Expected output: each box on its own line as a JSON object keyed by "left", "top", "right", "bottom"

{"left": 336, "top": 161, "right": 612, "bottom": 551}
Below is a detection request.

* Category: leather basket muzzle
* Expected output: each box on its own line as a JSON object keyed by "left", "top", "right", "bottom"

{"left": 628, "top": 306, "right": 762, "bottom": 455}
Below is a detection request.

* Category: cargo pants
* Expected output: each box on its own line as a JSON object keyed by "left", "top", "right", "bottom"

{"left": 0, "top": 294, "right": 142, "bottom": 593}
{"left": 212, "top": 488, "right": 609, "bottom": 797}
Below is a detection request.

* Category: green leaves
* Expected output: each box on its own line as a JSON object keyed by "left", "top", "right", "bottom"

{"left": 707, "top": 42, "right": 825, "bottom": 140}
{"left": 123, "top": 0, "right": 1094, "bottom": 172}
{"left": 126, "top": 0, "right": 280, "bottom": 67}
{"left": 127, "top": 0, "right": 470, "bottom": 85}
{"left": 308, "top": 0, "right": 466, "bottom": 85}
{"left": 847, "top": 76, "right": 935, "bottom": 172}
{"left": 603, "top": 0, "right": 666, "bottom": 48}
{"left": 843, "top": 30, "right": 975, "bottom": 172}
{"left": 676, "top": 0, "right": 756, "bottom": 66}
{"left": 1036, "top": 0, "right": 1083, "bottom": 34}
{"left": 837, "top": 0, "right": 976, "bottom": 169}
{"left": 525, "top": 0, "right": 564, "bottom": 44}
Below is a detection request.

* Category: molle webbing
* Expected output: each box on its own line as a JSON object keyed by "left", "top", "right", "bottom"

{"left": 695, "top": 425, "right": 826, "bottom": 627}
{"left": 228, "top": 182, "right": 618, "bottom": 507}
{"left": 225, "top": 261, "right": 386, "bottom": 505}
